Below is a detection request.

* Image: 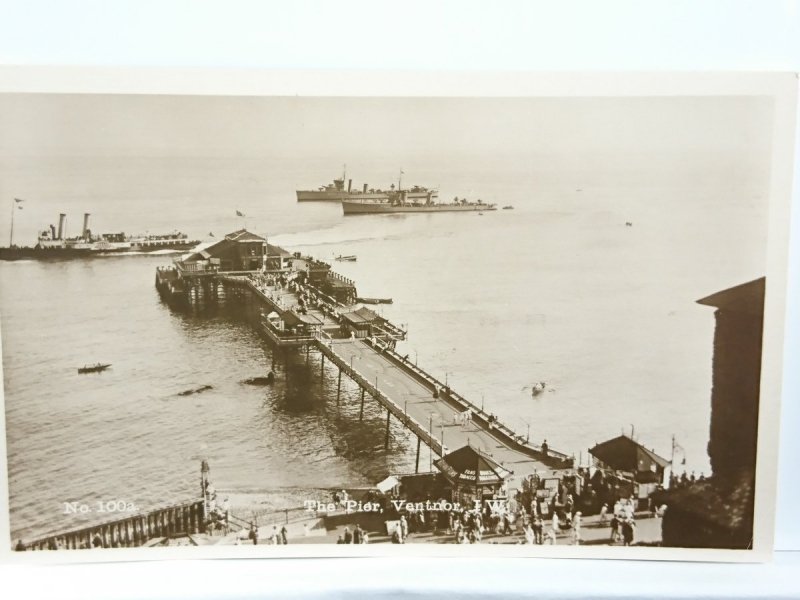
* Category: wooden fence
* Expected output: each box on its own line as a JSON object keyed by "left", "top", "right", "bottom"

{"left": 17, "top": 499, "right": 205, "bottom": 551}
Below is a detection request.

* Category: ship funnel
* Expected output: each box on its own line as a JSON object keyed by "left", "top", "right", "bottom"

{"left": 347, "top": 179, "right": 352, "bottom": 192}
{"left": 57, "top": 214, "right": 66, "bottom": 240}
{"left": 49, "top": 224, "right": 56, "bottom": 239}
{"left": 363, "top": 183, "right": 368, "bottom": 193}
{"left": 82, "top": 213, "right": 91, "bottom": 239}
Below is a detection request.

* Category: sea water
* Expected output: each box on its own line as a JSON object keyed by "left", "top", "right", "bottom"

{"left": 0, "top": 157, "right": 767, "bottom": 540}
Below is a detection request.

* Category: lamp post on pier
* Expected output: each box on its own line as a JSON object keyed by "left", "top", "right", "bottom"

{"left": 521, "top": 418, "right": 531, "bottom": 443}
{"left": 445, "top": 372, "right": 452, "bottom": 388}
{"left": 429, "top": 412, "right": 435, "bottom": 471}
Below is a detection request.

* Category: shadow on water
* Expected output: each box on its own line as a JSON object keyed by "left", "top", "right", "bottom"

{"left": 161, "top": 296, "right": 411, "bottom": 475}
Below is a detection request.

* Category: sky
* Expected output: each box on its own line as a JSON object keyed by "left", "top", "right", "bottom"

{"left": 0, "top": 94, "right": 774, "bottom": 189}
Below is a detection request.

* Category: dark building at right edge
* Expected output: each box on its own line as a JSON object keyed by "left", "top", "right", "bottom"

{"left": 659, "top": 277, "right": 765, "bottom": 549}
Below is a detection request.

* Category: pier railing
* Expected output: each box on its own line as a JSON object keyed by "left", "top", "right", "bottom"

{"left": 246, "top": 506, "right": 315, "bottom": 527}
{"left": 314, "top": 337, "right": 444, "bottom": 457}
{"left": 17, "top": 499, "right": 205, "bottom": 551}
{"left": 259, "top": 318, "right": 317, "bottom": 347}
{"left": 364, "top": 338, "right": 572, "bottom": 464}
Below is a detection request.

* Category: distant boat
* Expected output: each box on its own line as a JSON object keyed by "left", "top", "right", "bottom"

{"left": 297, "top": 167, "right": 438, "bottom": 203}
{"left": 78, "top": 363, "right": 111, "bottom": 374}
{"left": 342, "top": 194, "right": 494, "bottom": 215}
{"left": 2, "top": 211, "right": 200, "bottom": 262}
{"left": 356, "top": 297, "right": 393, "bottom": 305}
{"left": 241, "top": 372, "right": 275, "bottom": 386}
{"left": 177, "top": 384, "right": 213, "bottom": 396}
{"left": 502, "top": 205, "right": 514, "bottom": 210}
{"left": 335, "top": 255, "right": 357, "bottom": 262}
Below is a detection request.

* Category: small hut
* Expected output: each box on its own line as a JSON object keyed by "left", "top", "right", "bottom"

{"left": 589, "top": 434, "right": 670, "bottom": 507}
{"left": 589, "top": 435, "right": 669, "bottom": 484}
{"left": 434, "top": 444, "right": 513, "bottom": 508}
{"left": 339, "top": 306, "right": 384, "bottom": 338}
{"left": 281, "top": 310, "right": 323, "bottom": 337}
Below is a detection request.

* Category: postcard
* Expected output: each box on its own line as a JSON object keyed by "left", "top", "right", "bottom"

{"left": 0, "top": 70, "right": 795, "bottom": 563}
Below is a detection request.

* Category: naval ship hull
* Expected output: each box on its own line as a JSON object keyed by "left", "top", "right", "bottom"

{"left": 297, "top": 190, "right": 438, "bottom": 203}
{"left": 296, "top": 190, "right": 348, "bottom": 201}
{"left": 342, "top": 201, "right": 496, "bottom": 215}
{"left": 0, "top": 241, "right": 199, "bottom": 261}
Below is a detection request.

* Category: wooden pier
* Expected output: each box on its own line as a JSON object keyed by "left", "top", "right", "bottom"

{"left": 315, "top": 337, "right": 572, "bottom": 477}
{"left": 154, "top": 231, "right": 573, "bottom": 483}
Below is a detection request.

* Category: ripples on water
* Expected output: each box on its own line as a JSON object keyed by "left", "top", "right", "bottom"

{"left": 1, "top": 185, "right": 766, "bottom": 540}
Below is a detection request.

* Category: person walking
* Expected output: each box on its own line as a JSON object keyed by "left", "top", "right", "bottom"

{"left": 533, "top": 516, "right": 544, "bottom": 544}
{"left": 622, "top": 518, "right": 635, "bottom": 546}
{"left": 609, "top": 514, "right": 620, "bottom": 543}
{"left": 572, "top": 512, "right": 582, "bottom": 545}
{"left": 599, "top": 503, "right": 608, "bottom": 524}
{"left": 502, "top": 512, "right": 513, "bottom": 535}
{"left": 249, "top": 525, "right": 259, "bottom": 545}
{"left": 343, "top": 527, "right": 353, "bottom": 544}
{"left": 391, "top": 526, "right": 402, "bottom": 544}
{"left": 523, "top": 522, "right": 535, "bottom": 545}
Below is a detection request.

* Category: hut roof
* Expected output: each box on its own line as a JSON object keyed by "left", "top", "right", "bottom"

{"left": 282, "top": 310, "right": 323, "bottom": 327}
{"left": 225, "top": 229, "right": 266, "bottom": 243}
{"left": 267, "top": 243, "right": 292, "bottom": 258}
{"left": 340, "top": 307, "right": 380, "bottom": 325}
{"left": 434, "top": 444, "right": 513, "bottom": 485}
{"left": 589, "top": 435, "right": 669, "bottom": 475}
{"left": 183, "top": 238, "right": 232, "bottom": 262}
{"left": 354, "top": 306, "right": 380, "bottom": 320}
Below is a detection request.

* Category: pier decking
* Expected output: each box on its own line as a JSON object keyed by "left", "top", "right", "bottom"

{"left": 317, "top": 337, "right": 571, "bottom": 477}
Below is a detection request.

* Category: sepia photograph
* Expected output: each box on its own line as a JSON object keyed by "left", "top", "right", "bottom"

{"left": 0, "top": 74, "right": 793, "bottom": 561}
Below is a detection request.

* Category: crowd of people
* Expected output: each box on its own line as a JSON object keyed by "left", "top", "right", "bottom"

{"left": 338, "top": 524, "right": 370, "bottom": 544}
{"left": 669, "top": 470, "right": 705, "bottom": 488}
{"left": 250, "top": 272, "right": 344, "bottom": 329}
{"left": 245, "top": 523, "right": 290, "bottom": 545}
{"left": 599, "top": 498, "right": 638, "bottom": 546}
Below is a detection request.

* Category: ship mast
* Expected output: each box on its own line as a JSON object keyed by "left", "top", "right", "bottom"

{"left": 8, "top": 197, "right": 23, "bottom": 246}
{"left": 398, "top": 168, "right": 403, "bottom": 191}
{"left": 8, "top": 198, "right": 15, "bottom": 246}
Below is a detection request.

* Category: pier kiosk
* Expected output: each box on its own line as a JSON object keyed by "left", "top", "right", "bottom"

{"left": 434, "top": 444, "right": 513, "bottom": 509}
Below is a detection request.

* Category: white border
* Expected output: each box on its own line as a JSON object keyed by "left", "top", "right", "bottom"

{"left": 0, "top": 68, "right": 795, "bottom": 565}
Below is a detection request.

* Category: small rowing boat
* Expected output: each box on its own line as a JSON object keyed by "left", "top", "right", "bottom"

{"left": 335, "top": 255, "right": 357, "bottom": 262}
{"left": 356, "top": 297, "right": 393, "bottom": 305}
{"left": 78, "top": 363, "right": 111, "bottom": 374}
{"left": 241, "top": 372, "right": 275, "bottom": 386}
{"left": 178, "top": 384, "right": 213, "bottom": 396}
